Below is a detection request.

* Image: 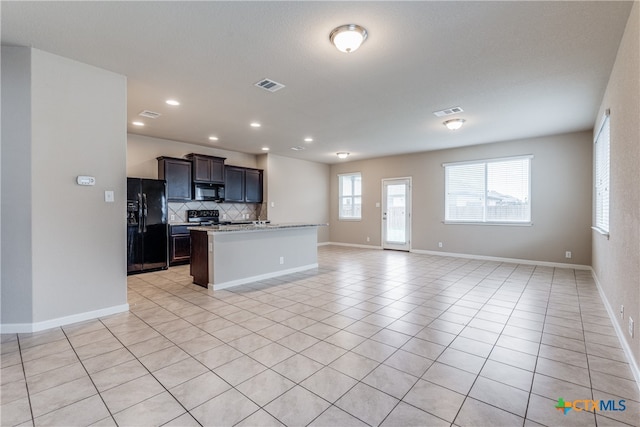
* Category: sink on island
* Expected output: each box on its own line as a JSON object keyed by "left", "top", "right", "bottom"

{"left": 188, "top": 223, "right": 327, "bottom": 290}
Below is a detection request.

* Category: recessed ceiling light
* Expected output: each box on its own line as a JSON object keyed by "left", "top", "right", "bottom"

{"left": 209, "top": 136, "right": 219, "bottom": 141}
{"left": 304, "top": 137, "right": 313, "bottom": 143}
{"left": 165, "top": 99, "right": 180, "bottom": 106}
{"left": 261, "top": 147, "right": 270, "bottom": 151}
{"left": 336, "top": 152, "right": 350, "bottom": 159}
{"left": 132, "top": 121, "right": 145, "bottom": 126}
{"left": 250, "top": 122, "right": 261, "bottom": 128}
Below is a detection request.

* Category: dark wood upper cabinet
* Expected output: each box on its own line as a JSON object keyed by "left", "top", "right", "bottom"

{"left": 157, "top": 157, "right": 192, "bottom": 201}
{"left": 245, "top": 168, "right": 263, "bottom": 203}
{"left": 186, "top": 154, "right": 225, "bottom": 184}
{"left": 225, "top": 166, "right": 263, "bottom": 203}
{"left": 224, "top": 166, "right": 245, "bottom": 202}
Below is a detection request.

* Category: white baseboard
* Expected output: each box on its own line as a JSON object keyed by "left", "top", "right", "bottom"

{"left": 591, "top": 271, "right": 640, "bottom": 391}
{"left": 410, "top": 248, "right": 592, "bottom": 270}
{"left": 0, "top": 303, "right": 130, "bottom": 334}
{"left": 325, "top": 244, "right": 590, "bottom": 269}
{"left": 211, "top": 263, "right": 319, "bottom": 291}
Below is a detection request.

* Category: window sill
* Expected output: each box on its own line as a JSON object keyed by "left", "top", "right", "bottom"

{"left": 592, "top": 226, "right": 610, "bottom": 239}
{"left": 339, "top": 218, "right": 362, "bottom": 222}
{"left": 443, "top": 221, "right": 533, "bottom": 227}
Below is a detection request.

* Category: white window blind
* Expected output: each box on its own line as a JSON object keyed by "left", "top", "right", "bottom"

{"left": 594, "top": 111, "right": 610, "bottom": 234}
{"left": 339, "top": 173, "right": 362, "bottom": 220}
{"left": 445, "top": 156, "right": 531, "bottom": 223}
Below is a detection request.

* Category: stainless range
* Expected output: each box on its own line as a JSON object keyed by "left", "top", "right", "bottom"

{"left": 186, "top": 209, "right": 231, "bottom": 226}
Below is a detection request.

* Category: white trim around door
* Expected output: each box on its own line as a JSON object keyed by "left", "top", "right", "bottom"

{"left": 382, "top": 177, "right": 412, "bottom": 251}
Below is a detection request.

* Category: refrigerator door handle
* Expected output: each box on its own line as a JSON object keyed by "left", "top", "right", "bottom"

{"left": 137, "top": 193, "right": 143, "bottom": 234}
{"left": 142, "top": 193, "right": 148, "bottom": 233}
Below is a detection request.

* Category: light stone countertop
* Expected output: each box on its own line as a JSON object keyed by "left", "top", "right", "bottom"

{"left": 187, "top": 223, "right": 327, "bottom": 234}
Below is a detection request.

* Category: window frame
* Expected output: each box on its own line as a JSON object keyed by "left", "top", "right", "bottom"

{"left": 443, "top": 155, "right": 533, "bottom": 225}
{"left": 338, "top": 172, "right": 362, "bottom": 221}
{"left": 593, "top": 109, "right": 610, "bottom": 237}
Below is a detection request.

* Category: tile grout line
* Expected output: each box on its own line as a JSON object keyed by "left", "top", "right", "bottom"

{"left": 521, "top": 265, "right": 555, "bottom": 426}
{"left": 444, "top": 261, "right": 535, "bottom": 426}
{"left": 59, "top": 326, "right": 119, "bottom": 426}
{"left": 15, "top": 334, "right": 36, "bottom": 426}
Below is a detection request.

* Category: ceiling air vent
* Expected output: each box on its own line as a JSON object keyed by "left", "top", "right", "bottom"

{"left": 290, "top": 146, "right": 306, "bottom": 151}
{"left": 255, "top": 78, "right": 286, "bottom": 93}
{"left": 433, "top": 106, "right": 464, "bottom": 117}
{"left": 139, "top": 110, "right": 162, "bottom": 119}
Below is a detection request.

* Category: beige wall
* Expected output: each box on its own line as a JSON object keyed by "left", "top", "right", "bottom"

{"left": 127, "top": 134, "right": 258, "bottom": 179}
{"left": 330, "top": 131, "right": 593, "bottom": 266}
{"left": 592, "top": 2, "right": 640, "bottom": 371}
{"left": 265, "top": 154, "right": 330, "bottom": 242}
{"left": 1, "top": 47, "right": 33, "bottom": 324}
{"left": 2, "top": 48, "right": 128, "bottom": 328}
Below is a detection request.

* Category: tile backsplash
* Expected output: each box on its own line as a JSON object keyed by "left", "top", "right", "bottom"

{"left": 168, "top": 202, "right": 263, "bottom": 223}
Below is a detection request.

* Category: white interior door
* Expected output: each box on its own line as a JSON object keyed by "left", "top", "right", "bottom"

{"left": 382, "top": 178, "right": 411, "bottom": 251}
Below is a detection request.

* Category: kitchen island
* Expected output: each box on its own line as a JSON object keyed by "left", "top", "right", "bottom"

{"left": 189, "top": 223, "right": 326, "bottom": 290}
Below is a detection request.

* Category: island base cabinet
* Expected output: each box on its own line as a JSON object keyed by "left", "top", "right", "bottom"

{"left": 190, "top": 230, "right": 208, "bottom": 287}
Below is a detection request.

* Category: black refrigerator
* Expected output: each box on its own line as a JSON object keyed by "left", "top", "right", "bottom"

{"left": 127, "top": 178, "right": 169, "bottom": 274}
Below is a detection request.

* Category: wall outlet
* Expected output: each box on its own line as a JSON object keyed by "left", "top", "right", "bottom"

{"left": 223, "top": 214, "right": 227, "bottom": 219}
{"left": 629, "top": 317, "right": 634, "bottom": 338}
{"left": 170, "top": 214, "right": 176, "bottom": 221}
{"left": 366, "top": 237, "right": 370, "bottom": 242}
{"left": 565, "top": 251, "right": 572, "bottom": 259}
{"left": 438, "top": 242, "right": 443, "bottom": 248}
{"left": 620, "top": 305, "right": 624, "bottom": 319}
{"left": 104, "top": 190, "right": 114, "bottom": 203}
{"left": 279, "top": 256, "right": 284, "bottom": 265}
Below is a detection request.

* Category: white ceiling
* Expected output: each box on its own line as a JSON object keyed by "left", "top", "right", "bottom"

{"left": 2, "top": 1, "right": 633, "bottom": 164}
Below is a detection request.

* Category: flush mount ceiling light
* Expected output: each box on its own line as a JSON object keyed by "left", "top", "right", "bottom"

{"left": 261, "top": 147, "right": 270, "bottom": 151}
{"left": 443, "top": 118, "right": 466, "bottom": 131}
{"left": 304, "top": 137, "right": 313, "bottom": 143}
{"left": 132, "top": 121, "right": 145, "bottom": 127}
{"left": 165, "top": 99, "right": 180, "bottom": 106}
{"left": 250, "top": 122, "right": 261, "bottom": 128}
{"left": 330, "top": 24, "right": 368, "bottom": 53}
{"left": 208, "top": 136, "right": 219, "bottom": 141}
{"left": 336, "top": 152, "right": 350, "bottom": 159}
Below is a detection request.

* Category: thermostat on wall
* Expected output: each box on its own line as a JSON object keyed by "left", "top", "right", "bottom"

{"left": 76, "top": 175, "right": 96, "bottom": 186}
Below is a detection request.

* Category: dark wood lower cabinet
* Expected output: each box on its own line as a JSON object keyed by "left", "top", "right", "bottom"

{"left": 190, "top": 230, "right": 208, "bottom": 287}
{"left": 169, "top": 225, "right": 191, "bottom": 266}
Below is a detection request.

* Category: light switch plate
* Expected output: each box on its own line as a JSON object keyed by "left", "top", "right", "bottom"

{"left": 104, "top": 190, "right": 114, "bottom": 202}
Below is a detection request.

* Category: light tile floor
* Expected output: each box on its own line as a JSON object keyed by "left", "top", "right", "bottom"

{"left": 2, "top": 246, "right": 639, "bottom": 426}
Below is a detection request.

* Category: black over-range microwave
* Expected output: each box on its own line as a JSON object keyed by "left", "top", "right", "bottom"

{"left": 194, "top": 182, "right": 225, "bottom": 202}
